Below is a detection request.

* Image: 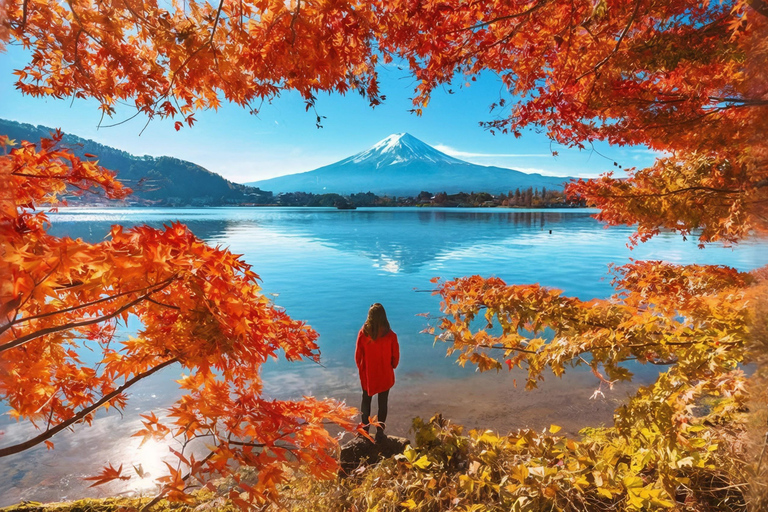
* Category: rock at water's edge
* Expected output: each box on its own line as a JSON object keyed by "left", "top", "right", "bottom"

{"left": 339, "top": 435, "right": 410, "bottom": 475}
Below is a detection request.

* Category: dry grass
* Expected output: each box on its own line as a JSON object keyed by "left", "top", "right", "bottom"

{"left": 740, "top": 275, "right": 768, "bottom": 511}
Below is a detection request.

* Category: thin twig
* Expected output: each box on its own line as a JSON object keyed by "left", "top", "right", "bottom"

{"left": 601, "top": 186, "right": 741, "bottom": 199}
{"left": 462, "top": 0, "right": 548, "bottom": 31}
{"left": 290, "top": 0, "right": 301, "bottom": 44}
{"left": 575, "top": 0, "right": 641, "bottom": 82}
{"left": 140, "top": 450, "right": 216, "bottom": 512}
{"left": 210, "top": 0, "right": 226, "bottom": 45}
{"left": 21, "top": 0, "right": 28, "bottom": 28}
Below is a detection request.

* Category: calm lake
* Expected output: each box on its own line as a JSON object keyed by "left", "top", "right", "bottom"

{"left": 2, "top": 207, "right": 766, "bottom": 505}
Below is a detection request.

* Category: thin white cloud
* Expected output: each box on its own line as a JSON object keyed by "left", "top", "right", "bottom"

{"left": 514, "top": 167, "right": 576, "bottom": 178}
{"left": 627, "top": 147, "right": 661, "bottom": 155}
{"left": 432, "top": 144, "right": 550, "bottom": 159}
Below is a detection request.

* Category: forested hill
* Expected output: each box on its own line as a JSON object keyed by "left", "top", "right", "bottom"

{"left": 1, "top": 119, "right": 271, "bottom": 206}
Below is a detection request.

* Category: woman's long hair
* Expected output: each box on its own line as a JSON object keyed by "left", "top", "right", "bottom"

{"left": 363, "top": 303, "right": 390, "bottom": 340}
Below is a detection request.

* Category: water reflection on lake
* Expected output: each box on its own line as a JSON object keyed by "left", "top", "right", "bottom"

{"left": 2, "top": 207, "right": 765, "bottom": 505}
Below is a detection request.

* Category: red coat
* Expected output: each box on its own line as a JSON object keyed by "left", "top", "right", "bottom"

{"left": 355, "top": 328, "right": 399, "bottom": 395}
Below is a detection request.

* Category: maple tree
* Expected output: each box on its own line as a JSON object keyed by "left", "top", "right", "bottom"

{"left": 376, "top": 0, "right": 768, "bottom": 245}
{"left": 0, "top": 132, "right": 361, "bottom": 504}
{"left": 416, "top": 260, "right": 760, "bottom": 509}
{"left": 2, "top": 0, "right": 767, "bottom": 509}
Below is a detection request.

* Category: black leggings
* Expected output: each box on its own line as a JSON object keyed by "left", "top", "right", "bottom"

{"left": 361, "top": 389, "right": 389, "bottom": 429}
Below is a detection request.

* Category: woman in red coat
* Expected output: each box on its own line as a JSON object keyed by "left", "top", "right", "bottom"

{"left": 355, "top": 303, "right": 399, "bottom": 440}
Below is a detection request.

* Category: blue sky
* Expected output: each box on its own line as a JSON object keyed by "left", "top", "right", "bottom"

{"left": 0, "top": 45, "right": 659, "bottom": 184}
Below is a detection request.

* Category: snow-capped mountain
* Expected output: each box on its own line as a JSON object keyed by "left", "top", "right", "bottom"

{"left": 340, "top": 133, "right": 464, "bottom": 167}
{"left": 245, "top": 133, "right": 571, "bottom": 196}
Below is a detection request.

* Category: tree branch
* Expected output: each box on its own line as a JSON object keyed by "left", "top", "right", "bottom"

{"left": 210, "top": 0, "right": 226, "bottom": 46}
{"left": 464, "top": 337, "right": 738, "bottom": 356}
{"left": 0, "top": 279, "right": 176, "bottom": 354}
{"left": 290, "top": 0, "right": 301, "bottom": 44}
{"left": 145, "top": 296, "right": 181, "bottom": 310}
{"left": 709, "top": 96, "right": 768, "bottom": 107}
{"left": 457, "top": 0, "right": 548, "bottom": 32}
{"left": 598, "top": 185, "right": 742, "bottom": 199}
{"left": 0, "top": 357, "right": 179, "bottom": 458}
{"left": 473, "top": 343, "right": 538, "bottom": 354}
{"left": 228, "top": 439, "right": 267, "bottom": 447}
{"left": 576, "top": 0, "right": 641, "bottom": 82}
{"left": 0, "top": 276, "right": 177, "bottom": 335}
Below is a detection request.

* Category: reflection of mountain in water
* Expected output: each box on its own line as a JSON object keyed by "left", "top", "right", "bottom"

{"left": 47, "top": 208, "right": 597, "bottom": 274}
{"left": 214, "top": 209, "right": 596, "bottom": 273}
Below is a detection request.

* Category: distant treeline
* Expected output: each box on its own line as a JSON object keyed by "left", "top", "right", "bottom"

{"left": 268, "top": 187, "right": 584, "bottom": 208}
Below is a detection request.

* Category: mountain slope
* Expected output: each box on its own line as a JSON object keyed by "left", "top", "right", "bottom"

{"left": 245, "top": 133, "right": 571, "bottom": 195}
{"left": 1, "top": 119, "right": 271, "bottom": 206}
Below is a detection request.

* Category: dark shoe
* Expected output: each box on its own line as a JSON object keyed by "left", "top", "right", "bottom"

{"left": 375, "top": 428, "right": 387, "bottom": 443}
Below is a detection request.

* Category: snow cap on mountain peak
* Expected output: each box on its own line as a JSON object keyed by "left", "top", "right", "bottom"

{"left": 348, "top": 133, "right": 463, "bottom": 167}
{"left": 369, "top": 133, "right": 419, "bottom": 151}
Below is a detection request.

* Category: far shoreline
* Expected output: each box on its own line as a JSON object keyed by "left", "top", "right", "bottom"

{"left": 48, "top": 204, "right": 596, "bottom": 210}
